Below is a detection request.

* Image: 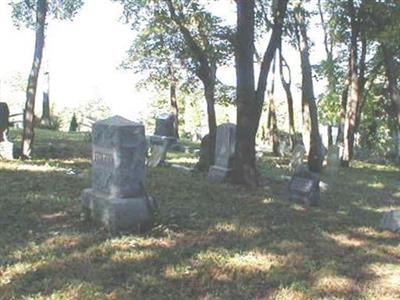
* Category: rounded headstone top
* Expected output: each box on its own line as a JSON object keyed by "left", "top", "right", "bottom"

{"left": 95, "top": 115, "right": 142, "bottom": 127}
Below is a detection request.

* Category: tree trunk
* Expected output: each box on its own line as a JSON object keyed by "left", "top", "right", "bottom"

{"left": 382, "top": 44, "right": 400, "bottom": 162}
{"left": 295, "top": 6, "right": 323, "bottom": 173}
{"left": 232, "top": 0, "right": 258, "bottom": 186}
{"left": 204, "top": 81, "right": 217, "bottom": 166}
{"left": 342, "top": 0, "right": 359, "bottom": 167}
{"left": 170, "top": 81, "right": 179, "bottom": 139}
{"left": 279, "top": 46, "right": 295, "bottom": 148}
{"left": 21, "top": 0, "right": 47, "bottom": 158}
{"left": 268, "top": 56, "right": 280, "bottom": 156}
{"left": 328, "top": 125, "right": 333, "bottom": 147}
{"left": 254, "top": 0, "right": 289, "bottom": 128}
{"left": 337, "top": 81, "right": 349, "bottom": 145}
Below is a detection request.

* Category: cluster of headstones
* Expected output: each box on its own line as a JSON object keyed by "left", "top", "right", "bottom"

{"left": 0, "top": 102, "right": 14, "bottom": 160}
{"left": 81, "top": 115, "right": 400, "bottom": 234}
{"left": 82, "top": 116, "right": 238, "bottom": 233}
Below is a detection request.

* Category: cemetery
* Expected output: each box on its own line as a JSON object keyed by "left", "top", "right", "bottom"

{"left": 1, "top": 0, "right": 400, "bottom": 299}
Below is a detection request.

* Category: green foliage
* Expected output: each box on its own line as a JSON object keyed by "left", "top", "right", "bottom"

{"left": 10, "top": 0, "right": 84, "bottom": 29}
{"left": 69, "top": 113, "right": 78, "bottom": 132}
{"left": 116, "top": 0, "right": 234, "bottom": 104}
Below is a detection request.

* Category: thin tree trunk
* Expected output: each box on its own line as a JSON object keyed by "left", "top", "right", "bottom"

{"left": 204, "top": 82, "right": 217, "bottom": 166}
{"left": 342, "top": 0, "right": 359, "bottom": 167}
{"left": 170, "top": 81, "right": 179, "bottom": 139}
{"left": 279, "top": 45, "right": 295, "bottom": 148}
{"left": 337, "top": 76, "right": 349, "bottom": 145}
{"left": 295, "top": 5, "right": 323, "bottom": 173}
{"left": 382, "top": 44, "right": 400, "bottom": 162}
{"left": 328, "top": 125, "right": 333, "bottom": 147}
{"left": 268, "top": 56, "right": 280, "bottom": 156}
{"left": 22, "top": 0, "right": 47, "bottom": 158}
{"left": 254, "top": 0, "right": 289, "bottom": 127}
{"left": 233, "top": 0, "right": 258, "bottom": 186}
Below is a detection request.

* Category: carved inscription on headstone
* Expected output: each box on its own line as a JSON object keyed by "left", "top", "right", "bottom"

{"left": 93, "top": 146, "right": 114, "bottom": 168}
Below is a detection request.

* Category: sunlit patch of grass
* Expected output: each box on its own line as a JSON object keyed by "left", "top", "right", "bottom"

{"left": 366, "top": 263, "right": 400, "bottom": 297}
{"left": 327, "top": 233, "right": 367, "bottom": 247}
{"left": 226, "top": 251, "right": 284, "bottom": 272}
{"left": 1, "top": 129, "right": 400, "bottom": 299}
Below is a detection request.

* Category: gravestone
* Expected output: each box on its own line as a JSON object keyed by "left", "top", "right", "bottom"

{"left": 147, "top": 135, "right": 175, "bottom": 167}
{"left": 289, "top": 144, "right": 306, "bottom": 174}
{"left": 0, "top": 103, "right": 13, "bottom": 160}
{"left": 155, "top": 113, "right": 176, "bottom": 138}
{"left": 196, "top": 134, "right": 210, "bottom": 172}
{"left": 82, "top": 116, "right": 156, "bottom": 233}
{"left": 380, "top": 210, "right": 400, "bottom": 232}
{"left": 326, "top": 145, "right": 340, "bottom": 175}
{"left": 208, "top": 123, "right": 236, "bottom": 180}
{"left": 289, "top": 168, "right": 320, "bottom": 206}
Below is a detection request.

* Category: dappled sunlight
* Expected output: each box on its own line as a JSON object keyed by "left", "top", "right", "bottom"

{"left": 226, "top": 251, "right": 285, "bottom": 273}
{"left": 212, "top": 222, "right": 262, "bottom": 238}
{"left": 1, "top": 130, "right": 400, "bottom": 299}
{"left": 314, "top": 273, "right": 360, "bottom": 297}
{"left": 366, "top": 263, "right": 400, "bottom": 296}
{"left": 326, "top": 232, "right": 366, "bottom": 247}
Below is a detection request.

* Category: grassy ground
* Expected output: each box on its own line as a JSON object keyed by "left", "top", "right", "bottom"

{"left": 0, "top": 130, "right": 399, "bottom": 299}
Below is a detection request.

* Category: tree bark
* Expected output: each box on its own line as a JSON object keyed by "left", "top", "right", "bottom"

{"left": 21, "top": 0, "right": 47, "bottom": 158}
{"left": 279, "top": 45, "right": 295, "bottom": 148}
{"left": 232, "top": 0, "right": 289, "bottom": 186}
{"left": 232, "top": 0, "right": 258, "bottom": 186}
{"left": 342, "top": 0, "right": 359, "bottom": 167}
{"left": 295, "top": 5, "right": 323, "bottom": 173}
{"left": 169, "top": 80, "right": 179, "bottom": 139}
{"left": 204, "top": 81, "right": 217, "bottom": 166}
{"left": 267, "top": 56, "right": 280, "bottom": 156}
{"left": 382, "top": 44, "right": 400, "bottom": 161}
{"left": 165, "top": 0, "right": 217, "bottom": 164}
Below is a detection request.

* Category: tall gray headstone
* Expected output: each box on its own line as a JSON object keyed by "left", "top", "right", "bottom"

{"left": 82, "top": 116, "right": 156, "bottom": 233}
{"left": 155, "top": 113, "right": 176, "bottom": 137}
{"left": 0, "top": 102, "right": 10, "bottom": 142}
{"left": 208, "top": 123, "right": 236, "bottom": 180}
{"left": 289, "top": 144, "right": 306, "bottom": 174}
{"left": 0, "top": 103, "right": 13, "bottom": 160}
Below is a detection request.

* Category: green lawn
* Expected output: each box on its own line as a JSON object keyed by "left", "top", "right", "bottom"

{"left": 0, "top": 130, "right": 399, "bottom": 299}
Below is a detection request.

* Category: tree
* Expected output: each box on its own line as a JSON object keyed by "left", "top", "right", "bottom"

{"left": 233, "top": 0, "right": 289, "bottom": 186}
{"left": 10, "top": 0, "right": 84, "bottom": 158}
{"left": 278, "top": 43, "right": 295, "bottom": 148}
{"left": 117, "top": 0, "right": 233, "bottom": 165}
{"left": 294, "top": 2, "right": 323, "bottom": 172}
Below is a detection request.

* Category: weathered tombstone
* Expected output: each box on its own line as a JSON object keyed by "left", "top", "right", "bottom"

{"left": 82, "top": 116, "right": 156, "bottom": 233}
{"left": 326, "top": 145, "right": 340, "bottom": 175}
{"left": 155, "top": 113, "right": 176, "bottom": 138}
{"left": 289, "top": 144, "right": 306, "bottom": 174}
{"left": 208, "top": 123, "right": 236, "bottom": 180}
{"left": 289, "top": 168, "right": 320, "bottom": 206}
{"left": 147, "top": 135, "right": 174, "bottom": 168}
{"left": 380, "top": 210, "right": 400, "bottom": 232}
{"left": 0, "top": 103, "right": 13, "bottom": 160}
{"left": 196, "top": 134, "right": 210, "bottom": 172}
{"left": 0, "top": 103, "right": 10, "bottom": 142}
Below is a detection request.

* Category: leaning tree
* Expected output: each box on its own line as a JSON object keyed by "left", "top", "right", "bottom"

{"left": 10, "top": 0, "right": 84, "bottom": 158}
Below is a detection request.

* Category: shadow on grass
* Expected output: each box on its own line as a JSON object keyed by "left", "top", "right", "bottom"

{"left": 0, "top": 159, "right": 399, "bottom": 299}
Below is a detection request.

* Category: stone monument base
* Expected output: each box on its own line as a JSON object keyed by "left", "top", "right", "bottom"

{"left": 82, "top": 189, "right": 155, "bottom": 233}
{"left": 0, "top": 141, "right": 14, "bottom": 160}
{"left": 208, "top": 165, "right": 231, "bottom": 181}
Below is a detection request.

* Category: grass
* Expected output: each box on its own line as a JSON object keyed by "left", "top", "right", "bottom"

{"left": 0, "top": 129, "right": 399, "bottom": 299}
